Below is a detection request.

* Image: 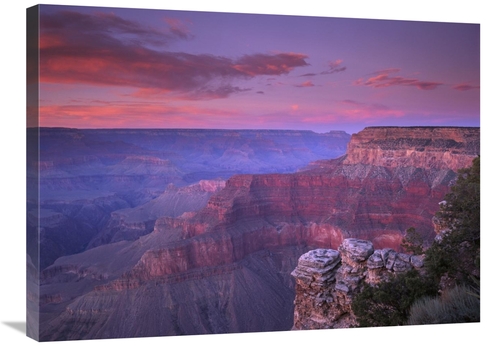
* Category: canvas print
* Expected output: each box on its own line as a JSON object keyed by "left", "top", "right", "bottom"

{"left": 26, "top": 4, "right": 480, "bottom": 342}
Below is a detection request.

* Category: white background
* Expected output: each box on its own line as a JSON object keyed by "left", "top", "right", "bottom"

{"left": 0, "top": 1, "right": 496, "bottom": 345}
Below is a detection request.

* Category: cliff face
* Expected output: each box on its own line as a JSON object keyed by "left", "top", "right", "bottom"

{"left": 187, "top": 127, "right": 480, "bottom": 252}
{"left": 344, "top": 126, "right": 479, "bottom": 170}
{"left": 86, "top": 179, "right": 226, "bottom": 249}
{"left": 37, "top": 126, "right": 479, "bottom": 340}
{"left": 38, "top": 233, "right": 305, "bottom": 340}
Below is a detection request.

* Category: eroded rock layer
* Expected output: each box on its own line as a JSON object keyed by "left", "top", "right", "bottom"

{"left": 344, "top": 126, "right": 479, "bottom": 170}
{"left": 37, "top": 126, "right": 479, "bottom": 340}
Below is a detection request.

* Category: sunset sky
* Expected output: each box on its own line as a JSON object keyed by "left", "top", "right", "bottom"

{"left": 36, "top": 4, "right": 480, "bottom": 134}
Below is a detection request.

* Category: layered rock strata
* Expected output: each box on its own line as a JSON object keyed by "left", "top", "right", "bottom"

{"left": 87, "top": 179, "right": 226, "bottom": 248}
{"left": 344, "top": 126, "right": 479, "bottom": 171}
{"left": 30, "top": 127, "right": 350, "bottom": 269}
{"left": 291, "top": 238, "right": 425, "bottom": 329}
{"left": 37, "top": 126, "right": 479, "bottom": 340}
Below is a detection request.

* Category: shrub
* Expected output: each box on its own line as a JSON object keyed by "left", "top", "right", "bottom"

{"left": 425, "top": 156, "right": 480, "bottom": 286}
{"left": 352, "top": 269, "right": 438, "bottom": 327}
{"left": 352, "top": 157, "right": 480, "bottom": 328}
{"left": 406, "top": 284, "right": 480, "bottom": 325}
{"left": 401, "top": 227, "right": 424, "bottom": 255}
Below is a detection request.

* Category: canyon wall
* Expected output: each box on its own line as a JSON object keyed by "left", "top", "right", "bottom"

{"left": 30, "top": 128, "right": 349, "bottom": 269}
{"left": 37, "top": 126, "right": 480, "bottom": 340}
{"left": 344, "top": 126, "right": 479, "bottom": 170}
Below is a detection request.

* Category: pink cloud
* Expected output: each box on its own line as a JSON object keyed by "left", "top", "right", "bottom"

{"left": 336, "top": 99, "right": 405, "bottom": 119}
{"left": 328, "top": 59, "right": 343, "bottom": 70}
{"left": 38, "top": 101, "right": 240, "bottom": 128}
{"left": 163, "top": 17, "right": 193, "bottom": 40}
{"left": 252, "top": 99, "right": 405, "bottom": 130}
{"left": 354, "top": 69, "right": 443, "bottom": 90}
{"left": 452, "top": 83, "right": 480, "bottom": 91}
{"left": 295, "top": 81, "right": 315, "bottom": 88}
{"left": 39, "top": 10, "right": 309, "bottom": 100}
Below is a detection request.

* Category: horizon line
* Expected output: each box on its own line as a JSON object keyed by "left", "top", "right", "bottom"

{"left": 27, "top": 125, "right": 480, "bottom": 135}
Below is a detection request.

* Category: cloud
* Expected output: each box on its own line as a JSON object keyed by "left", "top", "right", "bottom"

{"left": 38, "top": 101, "right": 239, "bottom": 128}
{"left": 39, "top": 10, "right": 309, "bottom": 100}
{"left": 322, "top": 66, "right": 347, "bottom": 75}
{"left": 354, "top": 69, "right": 443, "bottom": 90}
{"left": 372, "top": 68, "right": 402, "bottom": 75}
{"left": 328, "top": 59, "right": 342, "bottom": 70}
{"left": 188, "top": 85, "right": 252, "bottom": 100}
{"left": 295, "top": 81, "right": 315, "bottom": 88}
{"left": 300, "top": 59, "right": 346, "bottom": 77}
{"left": 41, "top": 10, "right": 184, "bottom": 48}
{"left": 452, "top": 83, "right": 480, "bottom": 91}
{"left": 163, "top": 17, "right": 193, "bottom": 40}
{"left": 232, "top": 53, "right": 309, "bottom": 77}
{"left": 321, "top": 59, "right": 346, "bottom": 75}
{"left": 336, "top": 99, "right": 405, "bottom": 119}
{"left": 253, "top": 99, "right": 405, "bottom": 130}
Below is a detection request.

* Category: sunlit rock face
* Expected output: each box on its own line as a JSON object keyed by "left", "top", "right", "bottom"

{"left": 344, "top": 126, "right": 480, "bottom": 171}
{"left": 37, "top": 126, "right": 479, "bottom": 340}
{"left": 189, "top": 127, "right": 479, "bottom": 251}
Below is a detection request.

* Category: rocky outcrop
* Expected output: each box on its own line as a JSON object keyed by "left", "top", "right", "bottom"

{"left": 291, "top": 238, "right": 425, "bottom": 329}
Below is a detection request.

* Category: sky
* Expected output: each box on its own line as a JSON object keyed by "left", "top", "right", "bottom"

{"left": 32, "top": 4, "right": 480, "bottom": 134}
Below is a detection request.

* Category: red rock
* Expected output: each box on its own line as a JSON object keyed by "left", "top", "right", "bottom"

{"left": 37, "top": 126, "right": 480, "bottom": 340}
{"left": 104, "top": 127, "right": 479, "bottom": 289}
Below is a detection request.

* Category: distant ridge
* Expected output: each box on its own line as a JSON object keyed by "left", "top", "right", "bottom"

{"left": 32, "top": 127, "right": 350, "bottom": 135}
{"left": 365, "top": 125, "right": 480, "bottom": 129}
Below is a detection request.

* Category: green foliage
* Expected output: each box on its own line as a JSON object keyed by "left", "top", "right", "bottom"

{"left": 466, "top": 275, "right": 480, "bottom": 299}
{"left": 425, "top": 156, "right": 480, "bottom": 286}
{"left": 352, "top": 269, "right": 438, "bottom": 327}
{"left": 406, "top": 284, "right": 480, "bottom": 325}
{"left": 352, "top": 157, "right": 480, "bottom": 328}
{"left": 401, "top": 227, "right": 424, "bottom": 255}
{"left": 438, "top": 156, "right": 480, "bottom": 235}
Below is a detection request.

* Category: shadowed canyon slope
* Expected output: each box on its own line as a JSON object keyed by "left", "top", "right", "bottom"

{"left": 35, "top": 127, "right": 479, "bottom": 340}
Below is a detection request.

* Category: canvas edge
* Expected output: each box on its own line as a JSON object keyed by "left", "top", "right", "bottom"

{"left": 26, "top": 4, "right": 40, "bottom": 341}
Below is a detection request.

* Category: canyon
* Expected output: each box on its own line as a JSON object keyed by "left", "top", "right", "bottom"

{"left": 29, "top": 126, "right": 480, "bottom": 341}
{"left": 27, "top": 128, "right": 349, "bottom": 270}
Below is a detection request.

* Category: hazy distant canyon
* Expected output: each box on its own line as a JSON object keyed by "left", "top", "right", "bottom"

{"left": 27, "top": 128, "right": 350, "bottom": 269}
{"left": 27, "top": 126, "right": 479, "bottom": 340}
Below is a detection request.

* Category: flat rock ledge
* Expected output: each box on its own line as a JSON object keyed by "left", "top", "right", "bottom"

{"left": 291, "top": 249, "right": 341, "bottom": 288}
